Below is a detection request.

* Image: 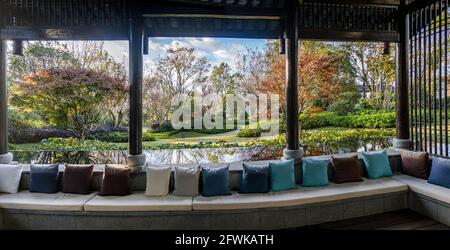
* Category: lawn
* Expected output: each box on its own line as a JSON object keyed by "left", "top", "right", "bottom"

{"left": 10, "top": 127, "right": 394, "bottom": 152}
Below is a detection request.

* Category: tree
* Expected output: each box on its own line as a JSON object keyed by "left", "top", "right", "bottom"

{"left": 11, "top": 68, "right": 128, "bottom": 138}
{"left": 210, "top": 62, "right": 239, "bottom": 96}
{"left": 340, "top": 42, "right": 396, "bottom": 110}
{"left": 155, "top": 44, "right": 210, "bottom": 97}
{"left": 143, "top": 44, "right": 210, "bottom": 125}
{"left": 9, "top": 41, "right": 129, "bottom": 129}
{"left": 143, "top": 73, "right": 173, "bottom": 124}
{"left": 235, "top": 47, "right": 269, "bottom": 95}
{"left": 260, "top": 42, "right": 342, "bottom": 115}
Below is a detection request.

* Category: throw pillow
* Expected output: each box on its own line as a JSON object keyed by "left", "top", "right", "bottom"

{"left": 330, "top": 155, "right": 363, "bottom": 184}
{"left": 145, "top": 165, "right": 172, "bottom": 196}
{"left": 30, "top": 164, "right": 60, "bottom": 194}
{"left": 62, "top": 164, "right": 94, "bottom": 194}
{"left": 240, "top": 163, "right": 270, "bottom": 193}
{"left": 99, "top": 165, "right": 131, "bottom": 196}
{"left": 269, "top": 160, "right": 297, "bottom": 192}
{"left": 361, "top": 150, "right": 393, "bottom": 179}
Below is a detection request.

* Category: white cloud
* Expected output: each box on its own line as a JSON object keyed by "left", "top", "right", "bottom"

{"left": 102, "top": 38, "right": 266, "bottom": 74}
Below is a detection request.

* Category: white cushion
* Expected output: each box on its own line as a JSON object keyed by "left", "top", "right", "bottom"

{"left": 392, "top": 174, "right": 450, "bottom": 204}
{"left": 84, "top": 192, "right": 192, "bottom": 212}
{"left": 0, "top": 191, "right": 97, "bottom": 211}
{"left": 0, "top": 164, "right": 23, "bottom": 194}
{"left": 193, "top": 177, "right": 408, "bottom": 210}
{"left": 146, "top": 165, "right": 172, "bottom": 196}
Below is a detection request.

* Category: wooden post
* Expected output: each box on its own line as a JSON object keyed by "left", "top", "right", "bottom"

{"left": 127, "top": 7, "right": 146, "bottom": 170}
{"left": 0, "top": 40, "right": 13, "bottom": 164}
{"left": 283, "top": 0, "right": 303, "bottom": 162}
{"left": 394, "top": 1, "right": 411, "bottom": 149}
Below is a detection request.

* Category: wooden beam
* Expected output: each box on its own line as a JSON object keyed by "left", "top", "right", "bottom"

{"left": 145, "top": 28, "right": 280, "bottom": 39}
{"left": 305, "top": 0, "right": 401, "bottom": 6}
{"left": 298, "top": 30, "right": 400, "bottom": 42}
{"left": 141, "top": 2, "right": 286, "bottom": 17}
{"left": 0, "top": 40, "right": 8, "bottom": 155}
{"left": 405, "top": 0, "right": 437, "bottom": 12}
{"left": 1, "top": 26, "right": 129, "bottom": 41}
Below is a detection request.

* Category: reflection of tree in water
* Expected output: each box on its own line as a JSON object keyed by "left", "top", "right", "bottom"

{"left": 13, "top": 151, "right": 128, "bottom": 164}
{"left": 11, "top": 139, "right": 393, "bottom": 165}
{"left": 145, "top": 148, "right": 246, "bottom": 165}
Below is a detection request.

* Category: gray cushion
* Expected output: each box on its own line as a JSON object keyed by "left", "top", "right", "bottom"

{"left": 173, "top": 166, "right": 200, "bottom": 196}
{"left": 193, "top": 177, "right": 408, "bottom": 210}
{"left": 392, "top": 174, "right": 450, "bottom": 204}
{"left": 0, "top": 191, "right": 97, "bottom": 211}
{"left": 84, "top": 192, "right": 192, "bottom": 212}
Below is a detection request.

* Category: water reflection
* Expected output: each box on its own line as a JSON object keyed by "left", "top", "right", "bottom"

{"left": 11, "top": 138, "right": 392, "bottom": 165}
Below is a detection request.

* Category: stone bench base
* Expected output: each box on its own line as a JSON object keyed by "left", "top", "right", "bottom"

{"left": 0, "top": 192, "right": 407, "bottom": 230}
{"left": 409, "top": 192, "right": 450, "bottom": 226}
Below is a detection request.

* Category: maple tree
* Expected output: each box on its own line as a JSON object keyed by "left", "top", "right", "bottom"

{"left": 11, "top": 67, "right": 127, "bottom": 138}
{"left": 260, "top": 45, "right": 342, "bottom": 115}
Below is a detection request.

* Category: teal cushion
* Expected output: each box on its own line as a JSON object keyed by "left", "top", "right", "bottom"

{"left": 269, "top": 160, "right": 297, "bottom": 192}
{"left": 302, "top": 158, "right": 330, "bottom": 187}
{"left": 362, "top": 150, "right": 393, "bottom": 179}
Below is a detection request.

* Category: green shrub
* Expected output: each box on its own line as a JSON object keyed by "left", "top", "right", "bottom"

{"left": 300, "top": 112, "right": 396, "bottom": 129}
{"left": 142, "top": 131, "right": 156, "bottom": 142}
{"left": 38, "top": 138, "right": 118, "bottom": 151}
{"left": 302, "top": 128, "right": 395, "bottom": 155}
{"left": 158, "top": 120, "right": 175, "bottom": 132}
{"left": 191, "top": 128, "right": 235, "bottom": 134}
{"left": 90, "top": 131, "right": 128, "bottom": 143}
{"left": 237, "top": 128, "right": 262, "bottom": 138}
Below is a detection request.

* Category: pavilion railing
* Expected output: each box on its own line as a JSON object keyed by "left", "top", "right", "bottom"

{"left": 409, "top": 0, "right": 450, "bottom": 156}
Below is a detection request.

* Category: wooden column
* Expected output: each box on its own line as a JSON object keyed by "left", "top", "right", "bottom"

{"left": 127, "top": 11, "right": 146, "bottom": 169}
{"left": 394, "top": 1, "right": 411, "bottom": 149}
{"left": 0, "top": 41, "right": 7, "bottom": 155}
{"left": 283, "top": 0, "right": 303, "bottom": 162}
{"left": 0, "top": 40, "right": 13, "bottom": 164}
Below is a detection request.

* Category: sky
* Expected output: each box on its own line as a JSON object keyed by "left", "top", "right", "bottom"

{"left": 102, "top": 38, "right": 268, "bottom": 73}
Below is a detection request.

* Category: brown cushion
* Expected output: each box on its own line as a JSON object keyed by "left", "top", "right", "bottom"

{"left": 62, "top": 164, "right": 94, "bottom": 194}
{"left": 400, "top": 150, "right": 429, "bottom": 179}
{"left": 99, "top": 165, "right": 131, "bottom": 196}
{"left": 330, "top": 155, "right": 363, "bottom": 184}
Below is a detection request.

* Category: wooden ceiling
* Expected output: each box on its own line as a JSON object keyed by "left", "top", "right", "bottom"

{"left": 0, "top": 0, "right": 422, "bottom": 41}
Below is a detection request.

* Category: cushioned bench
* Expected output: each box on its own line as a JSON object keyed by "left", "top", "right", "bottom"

{"left": 84, "top": 192, "right": 192, "bottom": 212}
{"left": 392, "top": 174, "right": 450, "bottom": 204}
{"left": 0, "top": 191, "right": 97, "bottom": 211}
{"left": 392, "top": 174, "right": 450, "bottom": 225}
{"left": 1, "top": 151, "right": 449, "bottom": 230}
{"left": 193, "top": 177, "right": 407, "bottom": 210}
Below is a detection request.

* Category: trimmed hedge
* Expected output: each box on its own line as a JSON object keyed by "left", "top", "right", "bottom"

{"left": 9, "top": 127, "right": 131, "bottom": 144}
{"left": 300, "top": 112, "right": 396, "bottom": 129}
{"left": 237, "top": 128, "right": 262, "bottom": 138}
{"left": 8, "top": 127, "right": 73, "bottom": 144}
{"left": 89, "top": 131, "right": 156, "bottom": 142}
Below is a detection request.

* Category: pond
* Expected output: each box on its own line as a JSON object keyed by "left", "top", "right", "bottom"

{"left": 11, "top": 138, "right": 393, "bottom": 165}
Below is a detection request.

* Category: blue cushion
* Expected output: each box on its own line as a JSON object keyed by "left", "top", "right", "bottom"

{"left": 240, "top": 164, "right": 270, "bottom": 193}
{"left": 428, "top": 157, "right": 450, "bottom": 189}
{"left": 201, "top": 166, "right": 231, "bottom": 196}
{"left": 361, "top": 150, "right": 393, "bottom": 179}
{"left": 30, "top": 164, "right": 60, "bottom": 194}
{"left": 269, "top": 160, "right": 297, "bottom": 192}
{"left": 302, "top": 158, "right": 330, "bottom": 187}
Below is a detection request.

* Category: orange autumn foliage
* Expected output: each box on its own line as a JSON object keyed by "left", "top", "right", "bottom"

{"left": 260, "top": 50, "right": 342, "bottom": 114}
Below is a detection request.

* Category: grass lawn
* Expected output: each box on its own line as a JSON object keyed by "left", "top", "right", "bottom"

{"left": 10, "top": 127, "right": 395, "bottom": 151}
{"left": 11, "top": 130, "right": 274, "bottom": 151}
